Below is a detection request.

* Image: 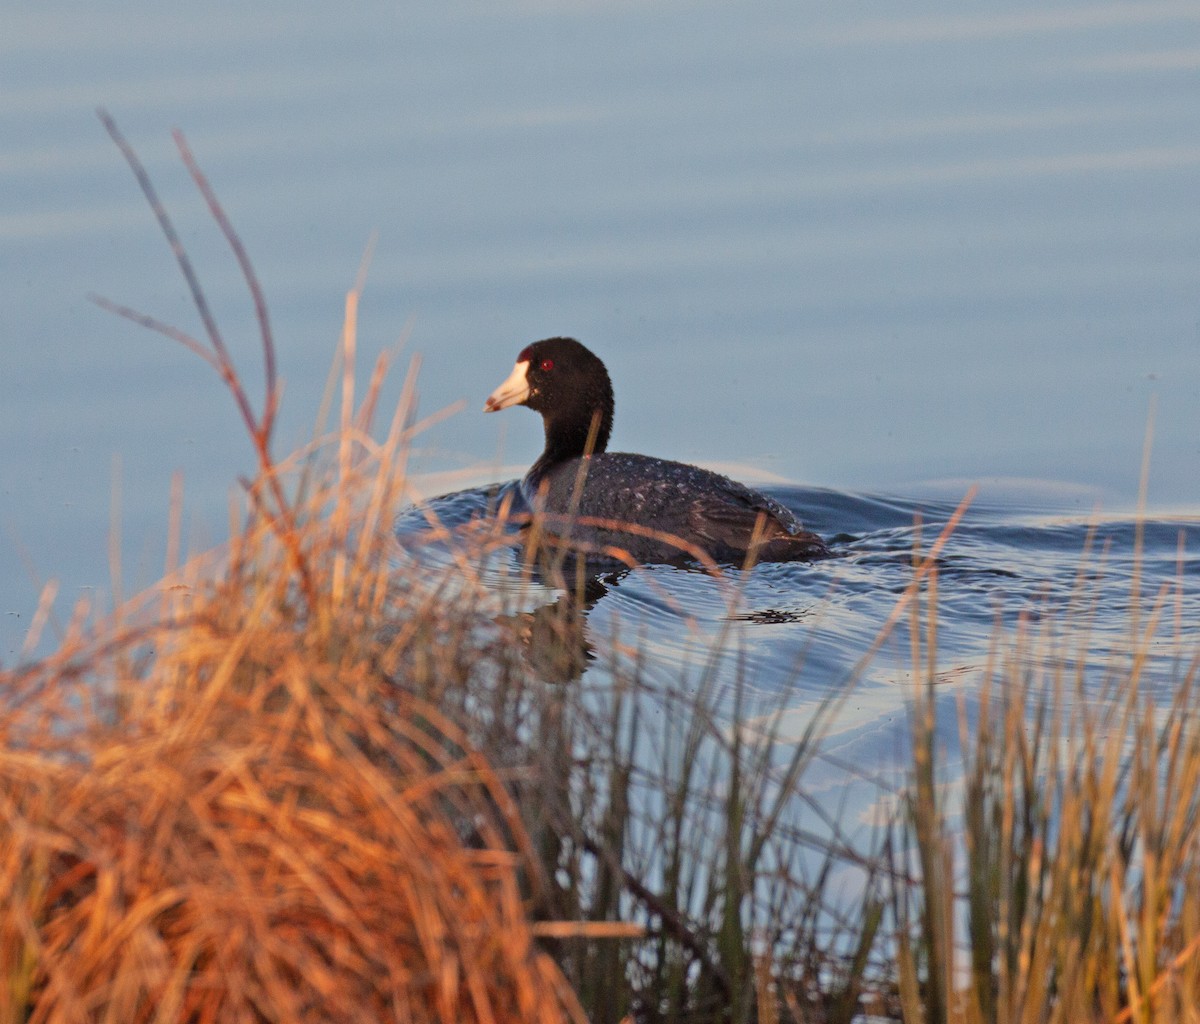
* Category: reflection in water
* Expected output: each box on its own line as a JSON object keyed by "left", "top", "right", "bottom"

{"left": 493, "top": 576, "right": 608, "bottom": 684}
{"left": 400, "top": 485, "right": 1198, "bottom": 923}
{"left": 397, "top": 479, "right": 1200, "bottom": 733}
{"left": 395, "top": 477, "right": 1199, "bottom": 973}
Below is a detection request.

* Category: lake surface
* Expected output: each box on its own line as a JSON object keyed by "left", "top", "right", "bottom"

{"left": 4, "top": 0, "right": 1199, "bottom": 749}
{"left": 396, "top": 475, "right": 1200, "bottom": 853}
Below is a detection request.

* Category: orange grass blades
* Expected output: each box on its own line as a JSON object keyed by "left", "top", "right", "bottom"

{"left": 0, "top": 643, "right": 590, "bottom": 1023}
{"left": 0, "top": 117, "right": 591, "bottom": 1024}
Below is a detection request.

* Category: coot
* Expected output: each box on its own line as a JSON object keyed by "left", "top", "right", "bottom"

{"left": 484, "top": 337, "right": 830, "bottom": 566}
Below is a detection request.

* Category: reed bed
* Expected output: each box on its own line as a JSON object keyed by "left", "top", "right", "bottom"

{"left": 3, "top": 114, "right": 1200, "bottom": 1023}
{"left": 892, "top": 521, "right": 1200, "bottom": 1024}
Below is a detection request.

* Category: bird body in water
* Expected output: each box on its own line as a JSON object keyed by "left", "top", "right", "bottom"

{"left": 485, "top": 337, "right": 830, "bottom": 566}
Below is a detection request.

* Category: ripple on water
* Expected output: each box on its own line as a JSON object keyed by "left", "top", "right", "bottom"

{"left": 396, "top": 479, "right": 1200, "bottom": 778}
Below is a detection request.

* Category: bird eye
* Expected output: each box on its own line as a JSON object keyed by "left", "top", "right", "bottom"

{"left": 540, "top": 358, "right": 555, "bottom": 372}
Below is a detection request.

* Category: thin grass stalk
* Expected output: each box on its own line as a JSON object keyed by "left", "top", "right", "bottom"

{"left": 722, "top": 655, "right": 749, "bottom": 1024}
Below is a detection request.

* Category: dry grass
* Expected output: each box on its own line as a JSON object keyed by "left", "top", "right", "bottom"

{"left": 0, "top": 114, "right": 586, "bottom": 1024}
{"left": 0, "top": 612, "right": 584, "bottom": 1024}
{"left": 5, "top": 113, "right": 1200, "bottom": 1024}
{"left": 0, "top": 436, "right": 586, "bottom": 1022}
{"left": 892, "top": 516, "right": 1200, "bottom": 1024}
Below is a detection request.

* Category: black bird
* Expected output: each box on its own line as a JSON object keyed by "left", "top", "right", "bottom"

{"left": 484, "top": 337, "right": 830, "bottom": 566}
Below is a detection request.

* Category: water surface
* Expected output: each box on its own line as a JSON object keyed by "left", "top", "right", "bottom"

{"left": 4, "top": 0, "right": 1199, "bottom": 699}
{"left": 397, "top": 476, "right": 1200, "bottom": 794}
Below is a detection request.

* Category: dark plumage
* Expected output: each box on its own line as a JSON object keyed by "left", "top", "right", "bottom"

{"left": 484, "top": 337, "right": 830, "bottom": 566}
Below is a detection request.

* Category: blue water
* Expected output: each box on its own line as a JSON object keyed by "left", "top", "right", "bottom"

{"left": 3, "top": 0, "right": 1199, "bottom": 750}
{"left": 394, "top": 465, "right": 1199, "bottom": 964}
{"left": 397, "top": 478, "right": 1200, "bottom": 787}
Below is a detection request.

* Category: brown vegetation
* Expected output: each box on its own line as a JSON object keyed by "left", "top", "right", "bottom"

{"left": 3, "top": 114, "right": 1200, "bottom": 1024}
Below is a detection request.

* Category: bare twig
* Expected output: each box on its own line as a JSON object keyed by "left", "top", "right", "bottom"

{"left": 86, "top": 294, "right": 221, "bottom": 375}
{"left": 95, "top": 108, "right": 254, "bottom": 436}
{"left": 93, "top": 109, "right": 317, "bottom": 610}
{"left": 173, "top": 128, "right": 279, "bottom": 446}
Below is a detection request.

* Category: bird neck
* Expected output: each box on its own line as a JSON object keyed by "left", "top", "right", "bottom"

{"left": 531, "top": 407, "right": 611, "bottom": 482}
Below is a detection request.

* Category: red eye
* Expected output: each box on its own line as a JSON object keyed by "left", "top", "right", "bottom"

{"left": 540, "top": 358, "right": 554, "bottom": 371}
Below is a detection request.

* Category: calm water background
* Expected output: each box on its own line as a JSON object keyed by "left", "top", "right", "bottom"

{"left": 4, "top": 0, "right": 1199, "bottom": 713}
